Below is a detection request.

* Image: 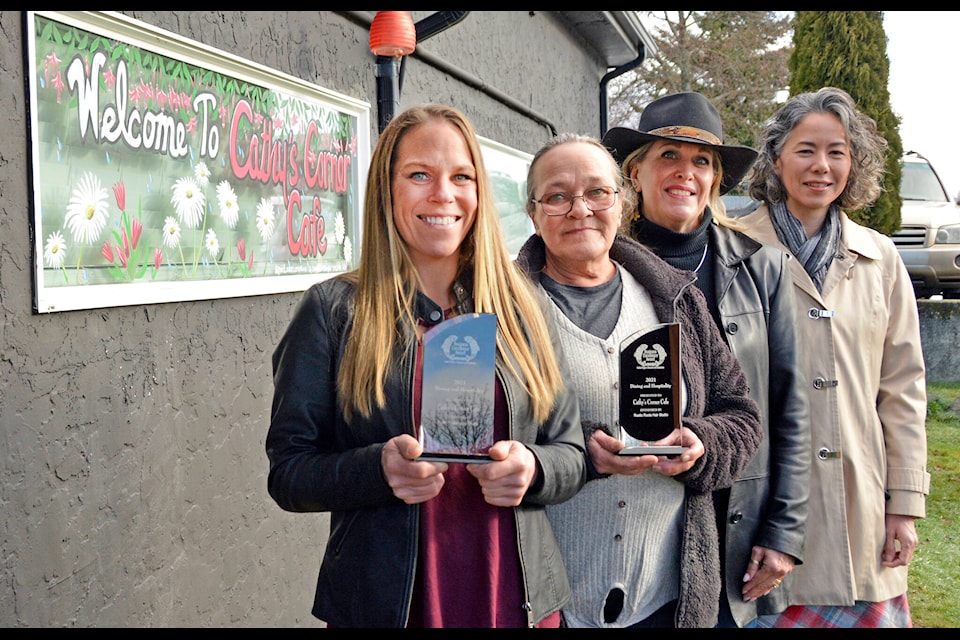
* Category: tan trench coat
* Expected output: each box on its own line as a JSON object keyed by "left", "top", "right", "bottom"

{"left": 738, "top": 204, "right": 930, "bottom": 606}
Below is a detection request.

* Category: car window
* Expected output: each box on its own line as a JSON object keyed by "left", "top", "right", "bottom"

{"left": 901, "top": 160, "right": 949, "bottom": 202}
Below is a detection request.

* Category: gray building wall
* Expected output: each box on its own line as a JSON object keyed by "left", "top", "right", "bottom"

{"left": 0, "top": 11, "right": 617, "bottom": 627}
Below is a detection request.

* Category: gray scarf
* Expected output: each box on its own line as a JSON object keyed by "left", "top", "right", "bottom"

{"left": 769, "top": 199, "right": 840, "bottom": 292}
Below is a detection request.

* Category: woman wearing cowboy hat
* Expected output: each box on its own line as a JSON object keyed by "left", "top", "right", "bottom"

{"left": 602, "top": 91, "right": 811, "bottom": 628}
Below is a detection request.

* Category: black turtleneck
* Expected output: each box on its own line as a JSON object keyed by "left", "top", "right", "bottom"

{"left": 629, "top": 208, "right": 718, "bottom": 322}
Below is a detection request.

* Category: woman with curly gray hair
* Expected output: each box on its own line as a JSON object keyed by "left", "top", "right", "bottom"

{"left": 738, "top": 87, "right": 930, "bottom": 628}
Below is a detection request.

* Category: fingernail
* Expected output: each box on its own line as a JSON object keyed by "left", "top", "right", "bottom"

{"left": 743, "top": 573, "right": 751, "bottom": 582}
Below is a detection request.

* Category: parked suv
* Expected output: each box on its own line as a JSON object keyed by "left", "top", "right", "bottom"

{"left": 892, "top": 151, "right": 960, "bottom": 299}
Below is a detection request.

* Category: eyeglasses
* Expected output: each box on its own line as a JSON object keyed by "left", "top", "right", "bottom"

{"left": 531, "top": 186, "right": 620, "bottom": 216}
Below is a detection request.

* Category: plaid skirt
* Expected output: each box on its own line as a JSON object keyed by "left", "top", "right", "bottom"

{"left": 749, "top": 594, "right": 912, "bottom": 628}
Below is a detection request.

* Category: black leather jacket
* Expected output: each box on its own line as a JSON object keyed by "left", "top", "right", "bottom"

{"left": 266, "top": 275, "right": 587, "bottom": 627}
{"left": 709, "top": 222, "right": 811, "bottom": 626}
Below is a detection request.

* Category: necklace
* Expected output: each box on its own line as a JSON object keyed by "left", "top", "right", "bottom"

{"left": 694, "top": 243, "right": 709, "bottom": 272}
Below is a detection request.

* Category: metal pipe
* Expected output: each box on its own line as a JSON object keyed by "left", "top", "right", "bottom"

{"left": 371, "top": 12, "right": 470, "bottom": 132}
{"left": 599, "top": 42, "right": 646, "bottom": 137}
{"left": 340, "top": 11, "right": 557, "bottom": 138}
{"left": 410, "top": 46, "right": 557, "bottom": 137}
{"left": 375, "top": 56, "right": 400, "bottom": 133}
{"left": 399, "top": 11, "right": 470, "bottom": 94}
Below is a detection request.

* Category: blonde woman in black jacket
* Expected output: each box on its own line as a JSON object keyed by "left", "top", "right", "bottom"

{"left": 603, "top": 91, "right": 811, "bottom": 627}
{"left": 267, "top": 104, "right": 586, "bottom": 628}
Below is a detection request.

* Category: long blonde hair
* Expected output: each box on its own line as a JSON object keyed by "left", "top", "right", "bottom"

{"left": 339, "top": 103, "right": 564, "bottom": 422}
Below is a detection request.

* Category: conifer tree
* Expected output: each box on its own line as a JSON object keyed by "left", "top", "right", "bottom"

{"left": 611, "top": 11, "right": 791, "bottom": 152}
{"left": 790, "top": 11, "right": 903, "bottom": 233}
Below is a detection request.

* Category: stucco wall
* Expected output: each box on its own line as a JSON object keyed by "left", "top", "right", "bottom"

{"left": 918, "top": 300, "right": 960, "bottom": 383}
{"left": 0, "top": 11, "right": 608, "bottom": 627}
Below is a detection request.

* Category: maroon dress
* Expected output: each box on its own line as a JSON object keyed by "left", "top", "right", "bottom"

{"left": 406, "top": 321, "right": 560, "bottom": 628}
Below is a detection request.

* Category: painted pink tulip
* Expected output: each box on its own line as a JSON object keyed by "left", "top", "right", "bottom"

{"left": 113, "top": 181, "right": 126, "bottom": 211}
{"left": 131, "top": 218, "right": 142, "bottom": 250}
{"left": 100, "top": 241, "right": 114, "bottom": 263}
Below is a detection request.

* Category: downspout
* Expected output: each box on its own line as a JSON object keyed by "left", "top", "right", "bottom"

{"left": 599, "top": 42, "right": 646, "bottom": 138}
{"left": 374, "top": 56, "right": 401, "bottom": 133}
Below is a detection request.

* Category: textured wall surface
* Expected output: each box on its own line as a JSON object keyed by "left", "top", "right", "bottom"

{"left": 0, "top": 11, "right": 608, "bottom": 627}
{"left": 918, "top": 300, "right": 960, "bottom": 383}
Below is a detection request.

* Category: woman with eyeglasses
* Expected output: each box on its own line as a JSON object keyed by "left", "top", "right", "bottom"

{"left": 603, "top": 92, "right": 811, "bottom": 628}
{"left": 515, "top": 132, "right": 762, "bottom": 627}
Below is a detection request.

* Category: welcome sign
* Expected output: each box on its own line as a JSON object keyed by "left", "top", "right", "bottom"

{"left": 26, "top": 11, "right": 370, "bottom": 313}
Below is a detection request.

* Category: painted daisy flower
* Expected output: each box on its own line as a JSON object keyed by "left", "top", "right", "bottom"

{"left": 64, "top": 171, "right": 109, "bottom": 245}
{"left": 205, "top": 228, "right": 219, "bottom": 259}
{"left": 334, "top": 211, "right": 345, "bottom": 245}
{"left": 170, "top": 176, "right": 205, "bottom": 228}
{"left": 343, "top": 236, "right": 353, "bottom": 265}
{"left": 255, "top": 197, "right": 276, "bottom": 242}
{"left": 44, "top": 230, "right": 67, "bottom": 269}
{"left": 162, "top": 216, "right": 182, "bottom": 249}
{"left": 194, "top": 161, "right": 211, "bottom": 187}
{"left": 216, "top": 180, "right": 239, "bottom": 229}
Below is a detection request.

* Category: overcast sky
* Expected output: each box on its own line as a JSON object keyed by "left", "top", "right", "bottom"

{"left": 885, "top": 11, "right": 960, "bottom": 199}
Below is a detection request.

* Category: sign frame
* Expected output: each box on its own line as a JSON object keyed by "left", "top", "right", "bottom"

{"left": 26, "top": 11, "right": 370, "bottom": 313}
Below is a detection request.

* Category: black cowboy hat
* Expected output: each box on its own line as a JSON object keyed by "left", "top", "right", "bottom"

{"left": 602, "top": 92, "right": 758, "bottom": 195}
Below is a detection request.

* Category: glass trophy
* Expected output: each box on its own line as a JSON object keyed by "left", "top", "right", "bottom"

{"left": 416, "top": 312, "right": 497, "bottom": 464}
{"left": 617, "top": 322, "right": 687, "bottom": 457}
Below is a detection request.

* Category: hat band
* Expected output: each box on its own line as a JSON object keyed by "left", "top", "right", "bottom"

{"left": 648, "top": 125, "right": 721, "bottom": 146}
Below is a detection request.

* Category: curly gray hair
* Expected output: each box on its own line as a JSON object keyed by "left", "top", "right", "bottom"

{"left": 746, "top": 87, "right": 888, "bottom": 211}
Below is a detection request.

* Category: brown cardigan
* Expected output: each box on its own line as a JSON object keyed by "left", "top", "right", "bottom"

{"left": 516, "top": 232, "right": 763, "bottom": 627}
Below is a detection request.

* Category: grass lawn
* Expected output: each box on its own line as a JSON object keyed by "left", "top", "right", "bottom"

{"left": 909, "top": 381, "right": 960, "bottom": 628}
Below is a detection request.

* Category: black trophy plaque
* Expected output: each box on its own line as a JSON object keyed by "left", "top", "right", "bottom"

{"left": 416, "top": 313, "right": 496, "bottom": 464}
{"left": 617, "top": 322, "right": 687, "bottom": 457}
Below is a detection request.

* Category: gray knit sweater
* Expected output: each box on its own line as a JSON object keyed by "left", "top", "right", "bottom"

{"left": 516, "top": 233, "right": 763, "bottom": 628}
{"left": 543, "top": 263, "right": 684, "bottom": 627}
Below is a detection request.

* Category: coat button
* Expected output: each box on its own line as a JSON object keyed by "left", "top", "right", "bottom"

{"left": 730, "top": 512, "right": 743, "bottom": 524}
{"left": 726, "top": 322, "right": 739, "bottom": 335}
{"left": 818, "top": 447, "right": 842, "bottom": 460}
{"left": 429, "top": 309, "right": 442, "bottom": 322}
